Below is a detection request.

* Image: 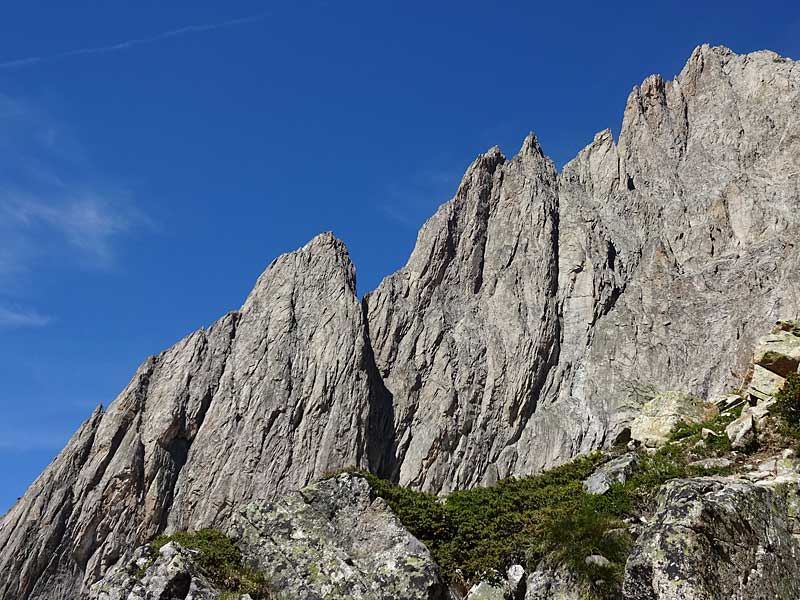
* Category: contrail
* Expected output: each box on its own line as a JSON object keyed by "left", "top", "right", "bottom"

{"left": 0, "top": 12, "right": 268, "bottom": 69}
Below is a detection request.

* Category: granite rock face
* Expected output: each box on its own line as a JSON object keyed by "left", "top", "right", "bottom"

{"left": 364, "top": 137, "right": 561, "bottom": 491}
{"left": 623, "top": 477, "right": 800, "bottom": 600}
{"left": 230, "top": 472, "right": 448, "bottom": 600}
{"left": 366, "top": 44, "right": 800, "bottom": 491}
{"left": 0, "top": 233, "right": 389, "bottom": 599}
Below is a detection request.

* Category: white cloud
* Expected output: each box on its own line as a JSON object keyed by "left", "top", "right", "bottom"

{"left": 1, "top": 192, "right": 147, "bottom": 268}
{"left": 0, "top": 305, "right": 50, "bottom": 329}
{"left": 0, "top": 94, "right": 151, "bottom": 325}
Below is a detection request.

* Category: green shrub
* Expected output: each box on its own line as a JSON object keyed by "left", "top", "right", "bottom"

{"left": 667, "top": 407, "right": 740, "bottom": 457}
{"left": 358, "top": 454, "right": 633, "bottom": 594}
{"left": 775, "top": 373, "right": 800, "bottom": 439}
{"left": 151, "top": 529, "right": 272, "bottom": 599}
{"left": 354, "top": 416, "right": 740, "bottom": 598}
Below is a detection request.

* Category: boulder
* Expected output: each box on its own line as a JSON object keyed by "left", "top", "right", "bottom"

{"left": 753, "top": 324, "right": 800, "bottom": 378}
{"left": 466, "top": 565, "right": 526, "bottom": 600}
{"left": 630, "top": 392, "right": 713, "bottom": 447}
{"left": 524, "top": 561, "right": 588, "bottom": 600}
{"left": 725, "top": 411, "right": 756, "bottom": 450}
{"left": 88, "top": 542, "right": 218, "bottom": 600}
{"left": 229, "top": 473, "right": 448, "bottom": 600}
{"left": 688, "top": 457, "right": 732, "bottom": 470}
{"left": 583, "top": 453, "right": 639, "bottom": 494}
{"left": 745, "top": 322, "right": 800, "bottom": 402}
{"left": 465, "top": 581, "right": 505, "bottom": 600}
{"left": 623, "top": 477, "right": 800, "bottom": 599}
{"left": 747, "top": 364, "right": 787, "bottom": 402}
{"left": 584, "top": 555, "right": 611, "bottom": 569}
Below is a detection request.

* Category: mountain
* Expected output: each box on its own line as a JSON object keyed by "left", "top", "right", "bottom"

{"left": 366, "top": 44, "right": 800, "bottom": 492}
{"left": 1, "top": 44, "right": 798, "bottom": 599}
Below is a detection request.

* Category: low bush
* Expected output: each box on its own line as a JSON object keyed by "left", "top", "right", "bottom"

{"left": 359, "top": 454, "right": 632, "bottom": 596}
{"left": 774, "top": 373, "right": 800, "bottom": 439}
{"left": 355, "top": 410, "right": 738, "bottom": 599}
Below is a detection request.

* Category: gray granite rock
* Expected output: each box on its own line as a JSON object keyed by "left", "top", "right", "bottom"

{"left": 229, "top": 473, "right": 448, "bottom": 600}
{"left": 583, "top": 453, "right": 639, "bottom": 495}
{"left": 0, "top": 234, "right": 390, "bottom": 599}
{"left": 524, "top": 561, "right": 588, "bottom": 600}
{"left": 623, "top": 477, "right": 800, "bottom": 599}
{"left": 726, "top": 411, "right": 756, "bottom": 450}
{"left": 87, "top": 542, "right": 218, "bottom": 600}
{"left": 747, "top": 320, "right": 800, "bottom": 401}
{"left": 366, "top": 44, "right": 800, "bottom": 492}
{"left": 630, "top": 392, "right": 712, "bottom": 448}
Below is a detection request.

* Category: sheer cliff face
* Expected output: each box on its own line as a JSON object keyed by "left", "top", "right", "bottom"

{"left": 366, "top": 44, "right": 800, "bottom": 491}
{"left": 0, "top": 233, "right": 387, "bottom": 600}
{"left": 364, "top": 138, "right": 562, "bottom": 492}
{"left": 2, "top": 44, "right": 799, "bottom": 598}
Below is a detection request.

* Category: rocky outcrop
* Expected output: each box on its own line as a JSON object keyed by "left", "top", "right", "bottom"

{"left": 583, "top": 453, "right": 639, "bottom": 495}
{"left": 87, "top": 542, "right": 219, "bottom": 600}
{"left": 366, "top": 44, "right": 800, "bottom": 492}
{"left": 623, "top": 477, "right": 800, "bottom": 600}
{"left": 747, "top": 320, "right": 800, "bottom": 401}
{"left": 720, "top": 320, "right": 800, "bottom": 449}
{"left": 0, "top": 234, "right": 390, "bottom": 599}
{"left": 523, "top": 562, "right": 588, "bottom": 600}
{"left": 230, "top": 472, "right": 447, "bottom": 600}
{"left": 88, "top": 473, "right": 446, "bottom": 600}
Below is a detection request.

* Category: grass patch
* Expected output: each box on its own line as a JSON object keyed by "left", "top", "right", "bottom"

{"left": 150, "top": 529, "right": 273, "bottom": 599}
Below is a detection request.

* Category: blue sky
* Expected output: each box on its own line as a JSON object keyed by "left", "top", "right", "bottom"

{"left": 0, "top": 1, "right": 797, "bottom": 513}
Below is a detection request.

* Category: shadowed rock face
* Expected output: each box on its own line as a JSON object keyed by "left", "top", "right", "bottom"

{"left": 2, "top": 44, "right": 800, "bottom": 599}
{"left": 366, "top": 44, "right": 800, "bottom": 492}
{"left": 0, "top": 233, "right": 390, "bottom": 600}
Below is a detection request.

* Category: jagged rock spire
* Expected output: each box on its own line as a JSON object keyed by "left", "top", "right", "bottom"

{"left": 0, "top": 233, "right": 389, "bottom": 599}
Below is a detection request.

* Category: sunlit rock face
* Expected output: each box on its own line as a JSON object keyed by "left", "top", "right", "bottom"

{"left": 366, "top": 44, "right": 800, "bottom": 492}
{"left": 0, "top": 233, "right": 390, "bottom": 600}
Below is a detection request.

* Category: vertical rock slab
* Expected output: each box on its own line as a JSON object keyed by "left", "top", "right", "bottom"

{"left": 0, "top": 233, "right": 387, "bottom": 600}
{"left": 365, "top": 136, "right": 561, "bottom": 491}
{"left": 168, "top": 233, "right": 388, "bottom": 530}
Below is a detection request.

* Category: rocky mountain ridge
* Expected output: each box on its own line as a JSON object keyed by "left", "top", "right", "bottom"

{"left": 85, "top": 315, "right": 800, "bottom": 600}
{"left": 1, "top": 43, "right": 799, "bottom": 599}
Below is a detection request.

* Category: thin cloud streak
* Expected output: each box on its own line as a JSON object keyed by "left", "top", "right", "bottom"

{"left": 1, "top": 194, "right": 149, "bottom": 268}
{"left": 0, "top": 12, "right": 268, "bottom": 69}
{"left": 0, "top": 305, "right": 50, "bottom": 328}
